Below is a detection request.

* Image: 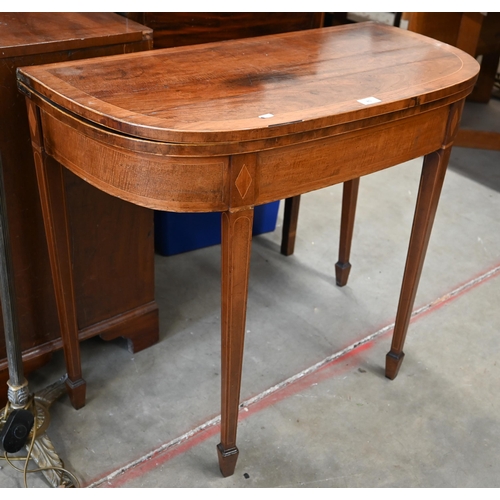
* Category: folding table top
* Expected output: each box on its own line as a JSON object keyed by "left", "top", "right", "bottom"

{"left": 17, "top": 22, "right": 479, "bottom": 147}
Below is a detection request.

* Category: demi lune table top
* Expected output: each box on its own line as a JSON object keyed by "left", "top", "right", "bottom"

{"left": 17, "top": 23, "right": 479, "bottom": 147}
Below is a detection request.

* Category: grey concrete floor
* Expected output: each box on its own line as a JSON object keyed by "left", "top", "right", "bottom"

{"left": 1, "top": 98, "right": 499, "bottom": 488}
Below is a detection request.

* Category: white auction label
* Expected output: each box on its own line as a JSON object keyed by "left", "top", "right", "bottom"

{"left": 357, "top": 97, "right": 382, "bottom": 105}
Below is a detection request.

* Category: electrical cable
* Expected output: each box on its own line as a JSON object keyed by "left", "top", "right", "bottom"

{"left": 0, "top": 398, "right": 79, "bottom": 488}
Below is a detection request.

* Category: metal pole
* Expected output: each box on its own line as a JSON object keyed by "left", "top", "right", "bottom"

{"left": 0, "top": 153, "right": 29, "bottom": 407}
{"left": 0, "top": 155, "right": 77, "bottom": 487}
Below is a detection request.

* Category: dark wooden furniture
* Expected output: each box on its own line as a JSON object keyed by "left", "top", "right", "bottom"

{"left": 121, "top": 12, "right": 324, "bottom": 47}
{"left": 0, "top": 13, "right": 159, "bottom": 407}
{"left": 406, "top": 12, "right": 500, "bottom": 151}
{"left": 18, "top": 23, "right": 478, "bottom": 476}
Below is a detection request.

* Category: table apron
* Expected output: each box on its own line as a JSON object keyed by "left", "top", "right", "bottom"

{"left": 254, "top": 105, "right": 449, "bottom": 205}
{"left": 40, "top": 108, "right": 230, "bottom": 212}
{"left": 40, "top": 102, "right": 449, "bottom": 212}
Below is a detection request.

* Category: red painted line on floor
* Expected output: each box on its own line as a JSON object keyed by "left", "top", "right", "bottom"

{"left": 96, "top": 422, "right": 222, "bottom": 488}
{"left": 410, "top": 261, "right": 500, "bottom": 322}
{"left": 241, "top": 342, "right": 376, "bottom": 419}
{"left": 86, "top": 262, "right": 500, "bottom": 488}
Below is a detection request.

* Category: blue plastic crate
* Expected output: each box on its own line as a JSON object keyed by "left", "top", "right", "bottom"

{"left": 154, "top": 201, "right": 280, "bottom": 256}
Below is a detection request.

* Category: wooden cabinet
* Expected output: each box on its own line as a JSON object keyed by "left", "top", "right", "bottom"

{"left": 0, "top": 13, "right": 159, "bottom": 405}
{"left": 121, "top": 13, "right": 324, "bottom": 48}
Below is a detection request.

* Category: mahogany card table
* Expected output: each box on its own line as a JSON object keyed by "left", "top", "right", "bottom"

{"left": 17, "top": 23, "right": 479, "bottom": 477}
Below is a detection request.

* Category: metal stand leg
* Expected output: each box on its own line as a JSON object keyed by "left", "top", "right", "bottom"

{"left": 0, "top": 154, "right": 77, "bottom": 487}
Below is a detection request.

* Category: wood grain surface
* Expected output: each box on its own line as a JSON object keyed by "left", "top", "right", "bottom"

{"left": 18, "top": 23, "right": 479, "bottom": 145}
{"left": 0, "top": 12, "right": 151, "bottom": 57}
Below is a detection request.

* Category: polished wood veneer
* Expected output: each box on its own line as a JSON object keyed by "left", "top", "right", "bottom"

{"left": 0, "top": 13, "right": 159, "bottom": 407}
{"left": 18, "top": 23, "right": 479, "bottom": 475}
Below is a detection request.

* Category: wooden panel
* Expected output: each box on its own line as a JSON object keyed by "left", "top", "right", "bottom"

{"left": 476, "top": 12, "right": 500, "bottom": 55}
{"left": 124, "top": 12, "right": 324, "bottom": 48}
{"left": 406, "top": 12, "right": 500, "bottom": 56}
{"left": 41, "top": 109, "right": 229, "bottom": 212}
{"left": 255, "top": 106, "right": 448, "bottom": 204}
{"left": 406, "top": 12, "right": 464, "bottom": 46}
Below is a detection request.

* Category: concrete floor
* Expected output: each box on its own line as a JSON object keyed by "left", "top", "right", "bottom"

{"left": 1, "top": 96, "right": 499, "bottom": 488}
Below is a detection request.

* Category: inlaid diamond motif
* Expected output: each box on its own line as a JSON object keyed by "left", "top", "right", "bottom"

{"left": 235, "top": 164, "right": 252, "bottom": 199}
